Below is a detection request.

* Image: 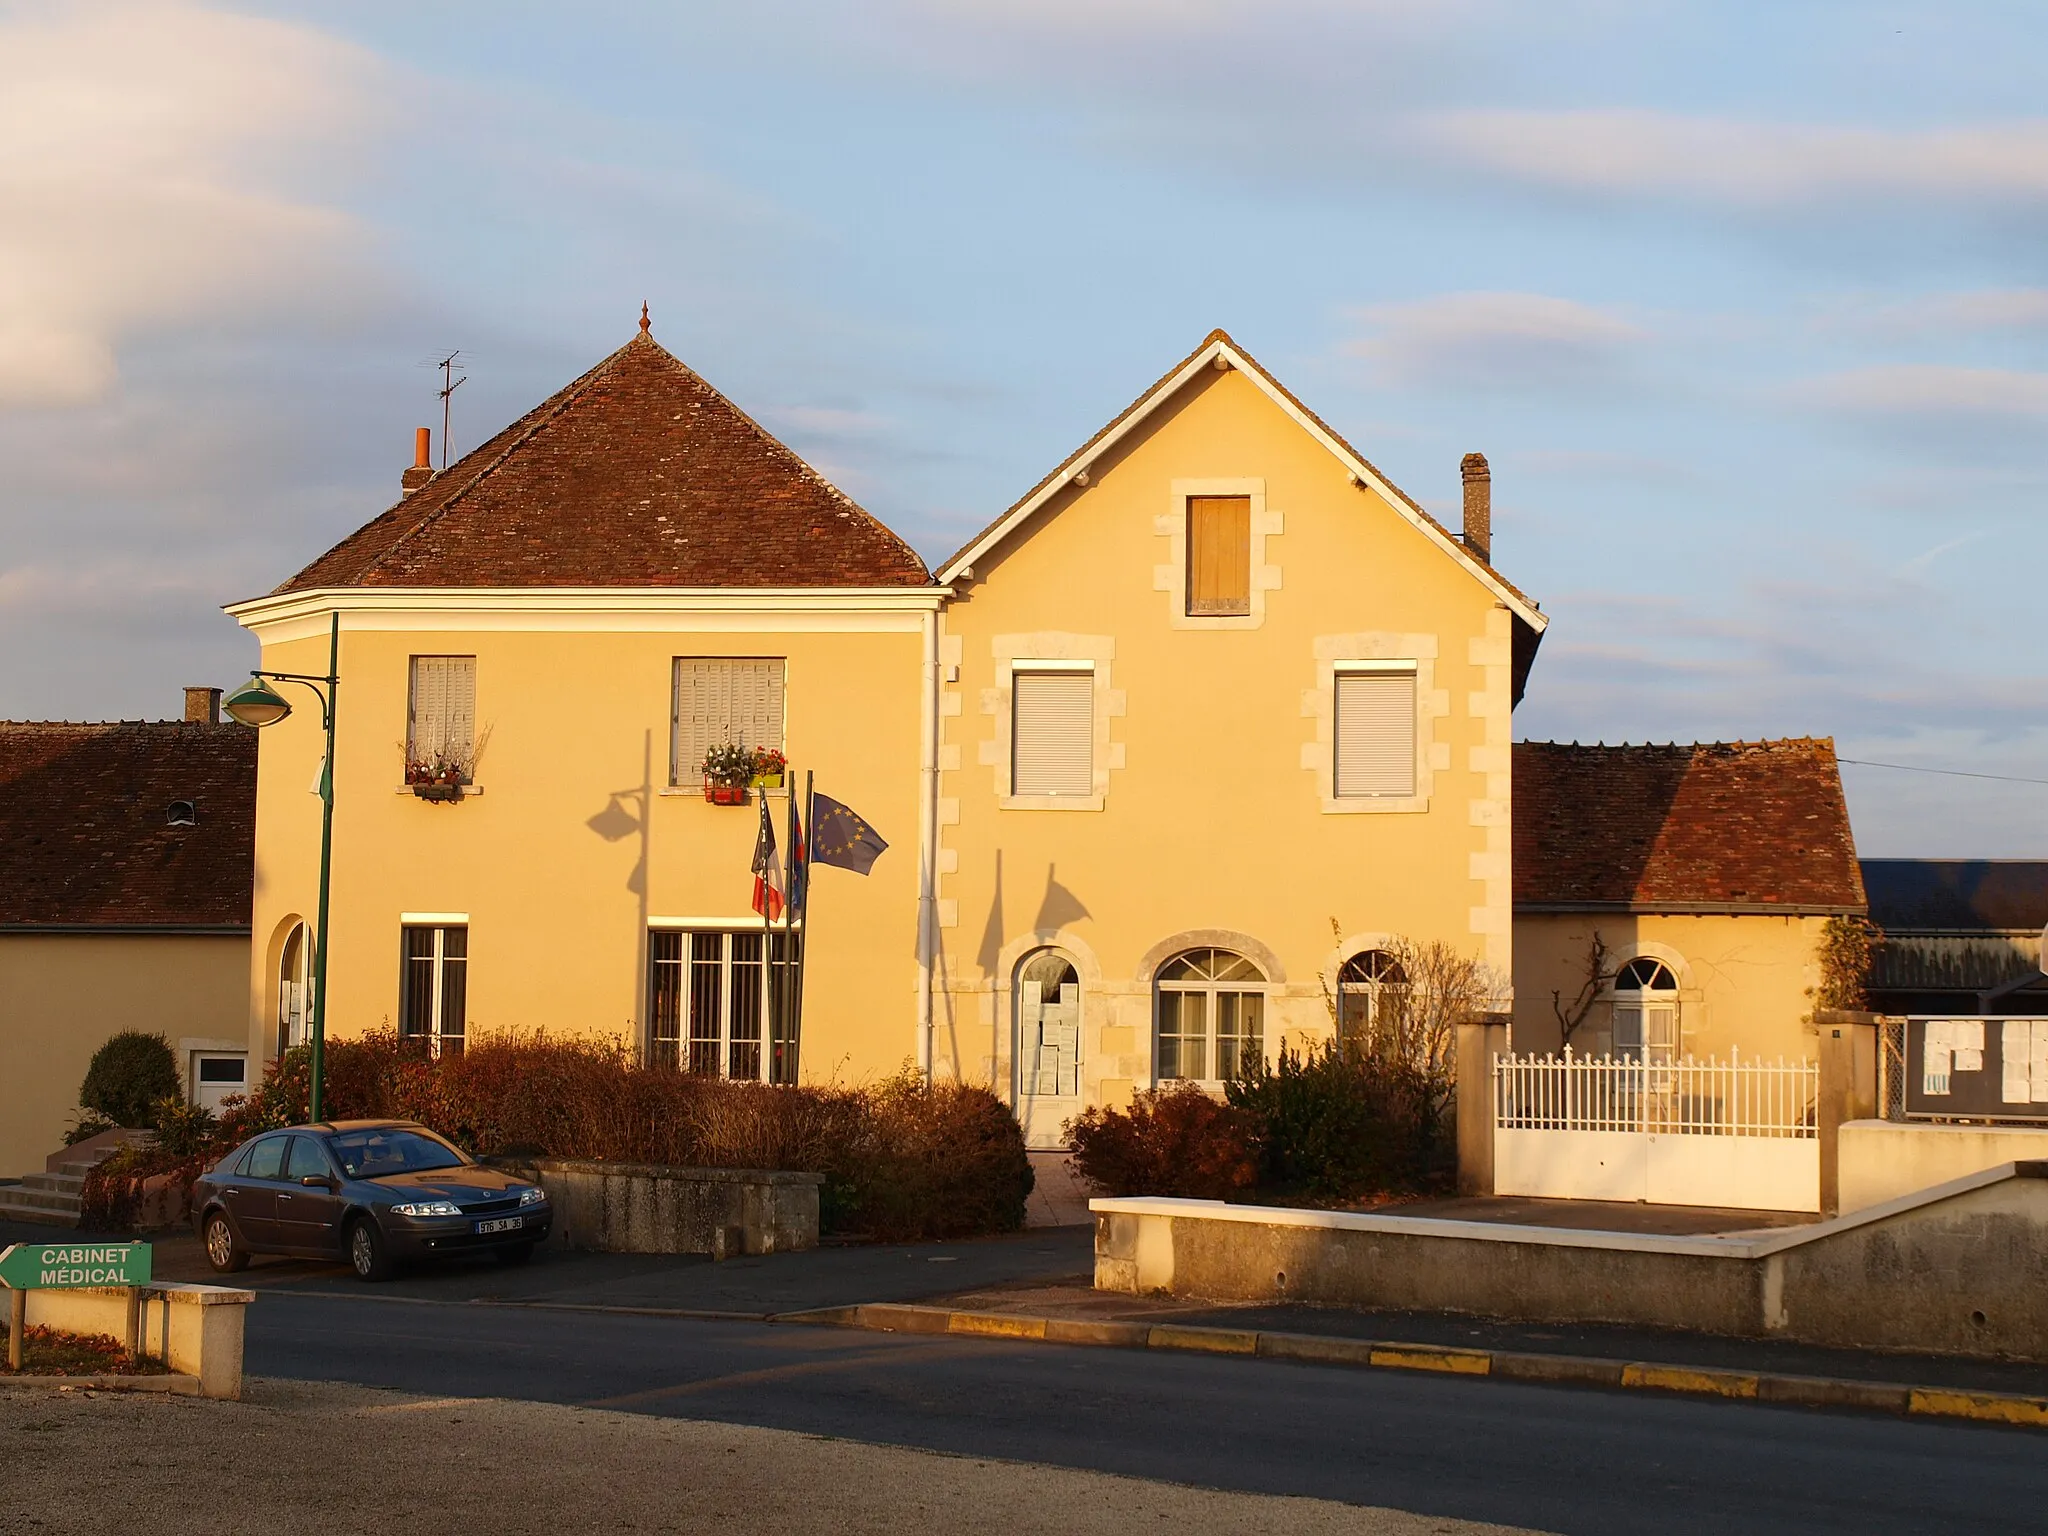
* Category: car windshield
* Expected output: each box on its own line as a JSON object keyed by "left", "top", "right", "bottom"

{"left": 326, "top": 1128, "right": 467, "bottom": 1179}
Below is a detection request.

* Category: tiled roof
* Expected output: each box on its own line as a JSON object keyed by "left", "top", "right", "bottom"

{"left": 0, "top": 722, "right": 256, "bottom": 928}
{"left": 1861, "top": 860, "right": 2048, "bottom": 932}
{"left": 277, "top": 330, "right": 930, "bottom": 592}
{"left": 1514, "top": 739, "right": 1866, "bottom": 913}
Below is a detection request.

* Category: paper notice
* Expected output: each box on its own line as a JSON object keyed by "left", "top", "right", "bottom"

{"left": 2032, "top": 1022, "right": 2048, "bottom": 1104}
{"left": 1953, "top": 1020, "right": 1985, "bottom": 1052}
{"left": 1923, "top": 1021, "right": 1955, "bottom": 1095}
{"left": 1955, "top": 1047, "right": 1984, "bottom": 1074}
{"left": 2005, "top": 1021, "right": 2033, "bottom": 1103}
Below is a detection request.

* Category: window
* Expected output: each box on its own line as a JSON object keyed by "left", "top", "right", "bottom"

{"left": 400, "top": 924, "right": 467, "bottom": 1058}
{"left": 1613, "top": 957, "right": 1679, "bottom": 1065}
{"left": 1156, "top": 948, "right": 1266, "bottom": 1082}
{"left": 408, "top": 656, "right": 477, "bottom": 778}
{"left": 1333, "top": 664, "right": 1417, "bottom": 798}
{"left": 1337, "top": 949, "right": 1408, "bottom": 1055}
{"left": 649, "top": 930, "right": 797, "bottom": 1083}
{"left": 1186, "top": 495, "right": 1251, "bottom": 616}
{"left": 1011, "top": 668, "right": 1093, "bottom": 797}
{"left": 1017, "top": 950, "right": 1082, "bottom": 1100}
{"left": 672, "top": 658, "right": 785, "bottom": 786}
{"left": 277, "top": 922, "right": 310, "bottom": 1056}
{"left": 166, "top": 800, "right": 197, "bottom": 827}
{"left": 240, "top": 1134, "right": 288, "bottom": 1180}
{"left": 286, "top": 1136, "right": 332, "bottom": 1182}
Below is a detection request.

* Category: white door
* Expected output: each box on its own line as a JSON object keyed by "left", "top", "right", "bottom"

{"left": 192, "top": 1052, "right": 248, "bottom": 1113}
{"left": 1016, "top": 951, "right": 1082, "bottom": 1150}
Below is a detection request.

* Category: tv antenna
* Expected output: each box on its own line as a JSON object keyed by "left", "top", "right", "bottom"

{"left": 435, "top": 351, "right": 467, "bottom": 470}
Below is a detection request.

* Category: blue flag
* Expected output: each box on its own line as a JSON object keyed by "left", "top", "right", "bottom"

{"left": 810, "top": 793, "right": 888, "bottom": 875}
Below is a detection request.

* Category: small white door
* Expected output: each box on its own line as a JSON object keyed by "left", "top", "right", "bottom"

{"left": 191, "top": 1052, "right": 248, "bottom": 1113}
{"left": 1016, "top": 951, "right": 1082, "bottom": 1150}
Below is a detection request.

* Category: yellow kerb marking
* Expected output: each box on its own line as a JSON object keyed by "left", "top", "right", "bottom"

{"left": 1368, "top": 1346, "right": 1491, "bottom": 1376}
{"left": 1621, "top": 1364, "right": 1759, "bottom": 1399}
{"left": 1910, "top": 1389, "right": 2048, "bottom": 1427}
{"left": 947, "top": 1313, "right": 1048, "bottom": 1340}
{"left": 1148, "top": 1325, "right": 1258, "bottom": 1355}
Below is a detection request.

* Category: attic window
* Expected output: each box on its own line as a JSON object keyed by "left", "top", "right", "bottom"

{"left": 1186, "top": 495, "right": 1251, "bottom": 616}
{"left": 167, "top": 800, "right": 197, "bottom": 827}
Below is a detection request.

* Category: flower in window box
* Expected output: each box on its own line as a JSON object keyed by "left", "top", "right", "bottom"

{"left": 750, "top": 746, "right": 787, "bottom": 789}
{"left": 699, "top": 741, "right": 756, "bottom": 803}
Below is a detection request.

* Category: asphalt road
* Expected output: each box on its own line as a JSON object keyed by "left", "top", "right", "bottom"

{"left": 244, "top": 1289, "right": 2048, "bottom": 1536}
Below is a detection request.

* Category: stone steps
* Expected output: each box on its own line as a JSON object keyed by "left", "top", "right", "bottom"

{"left": 1, "top": 1142, "right": 142, "bottom": 1228}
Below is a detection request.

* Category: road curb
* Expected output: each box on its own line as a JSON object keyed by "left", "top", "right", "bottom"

{"left": 774, "top": 1303, "right": 2048, "bottom": 1431}
{"left": 0, "top": 1373, "right": 200, "bottom": 1395}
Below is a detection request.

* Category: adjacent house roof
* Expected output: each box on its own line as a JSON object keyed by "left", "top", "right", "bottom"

{"left": 275, "top": 329, "right": 930, "bottom": 593}
{"left": 1514, "top": 739, "right": 1866, "bottom": 914}
{"left": 0, "top": 723, "right": 256, "bottom": 929}
{"left": 934, "top": 328, "right": 1545, "bottom": 636}
{"left": 1861, "top": 860, "right": 2048, "bottom": 933}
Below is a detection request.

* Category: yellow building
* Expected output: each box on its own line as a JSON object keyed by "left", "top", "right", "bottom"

{"left": 1511, "top": 739, "right": 1868, "bottom": 1064}
{"left": 227, "top": 325, "right": 1547, "bottom": 1131}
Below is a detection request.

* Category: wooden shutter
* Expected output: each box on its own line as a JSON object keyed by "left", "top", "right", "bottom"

{"left": 1334, "top": 669, "right": 1416, "bottom": 797}
{"left": 672, "top": 658, "right": 785, "bottom": 782}
{"left": 1186, "top": 496, "right": 1251, "bottom": 615}
{"left": 408, "top": 656, "right": 475, "bottom": 764}
{"left": 1012, "top": 671, "right": 1093, "bottom": 796}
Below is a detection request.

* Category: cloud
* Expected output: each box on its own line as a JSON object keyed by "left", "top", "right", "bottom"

{"left": 1421, "top": 110, "right": 2048, "bottom": 208}
{"left": 1344, "top": 292, "right": 1648, "bottom": 392}
{"left": 1797, "top": 365, "right": 2048, "bottom": 420}
{"left": 0, "top": 0, "right": 387, "bottom": 408}
{"left": 1818, "top": 288, "right": 2048, "bottom": 340}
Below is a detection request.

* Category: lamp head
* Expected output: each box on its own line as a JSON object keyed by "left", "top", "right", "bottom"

{"left": 222, "top": 676, "right": 291, "bottom": 728}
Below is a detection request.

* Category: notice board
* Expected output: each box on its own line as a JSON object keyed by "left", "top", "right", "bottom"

{"left": 1906, "top": 1016, "right": 2048, "bottom": 1122}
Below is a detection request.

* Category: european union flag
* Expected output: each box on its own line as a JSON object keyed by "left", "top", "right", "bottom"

{"left": 810, "top": 793, "right": 888, "bottom": 875}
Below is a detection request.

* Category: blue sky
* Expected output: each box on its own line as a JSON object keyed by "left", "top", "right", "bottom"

{"left": 4, "top": 0, "right": 2048, "bottom": 853}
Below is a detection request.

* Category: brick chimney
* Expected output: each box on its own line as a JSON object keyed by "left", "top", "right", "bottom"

{"left": 1460, "top": 452, "right": 1491, "bottom": 564}
{"left": 401, "top": 427, "right": 434, "bottom": 495}
{"left": 184, "top": 686, "right": 221, "bottom": 724}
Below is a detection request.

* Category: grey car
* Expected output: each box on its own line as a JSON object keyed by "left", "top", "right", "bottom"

{"left": 192, "top": 1119, "right": 551, "bottom": 1281}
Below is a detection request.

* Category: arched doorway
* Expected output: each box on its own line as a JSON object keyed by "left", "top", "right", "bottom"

{"left": 1613, "top": 956, "right": 1680, "bottom": 1065}
{"left": 277, "top": 922, "right": 310, "bottom": 1057}
{"left": 1336, "top": 948, "right": 1408, "bottom": 1057}
{"left": 1015, "top": 948, "right": 1081, "bottom": 1149}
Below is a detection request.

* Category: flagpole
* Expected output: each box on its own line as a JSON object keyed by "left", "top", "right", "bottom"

{"left": 793, "top": 768, "right": 814, "bottom": 1077}
{"left": 759, "top": 785, "right": 774, "bottom": 1085}
{"left": 781, "top": 765, "right": 799, "bottom": 1085}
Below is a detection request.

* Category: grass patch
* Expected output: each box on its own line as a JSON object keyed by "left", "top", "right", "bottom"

{"left": 0, "top": 1325, "right": 169, "bottom": 1377}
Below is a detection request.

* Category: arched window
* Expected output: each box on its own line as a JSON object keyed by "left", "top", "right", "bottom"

{"left": 166, "top": 800, "right": 197, "bottom": 827}
{"left": 1156, "top": 948, "right": 1266, "bottom": 1083}
{"left": 1336, "top": 949, "right": 1407, "bottom": 1054}
{"left": 277, "top": 922, "right": 310, "bottom": 1056}
{"left": 1016, "top": 949, "right": 1082, "bottom": 1103}
{"left": 1612, "top": 956, "right": 1679, "bottom": 1064}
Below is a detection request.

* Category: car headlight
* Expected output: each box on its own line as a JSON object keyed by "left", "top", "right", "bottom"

{"left": 517, "top": 1186, "right": 548, "bottom": 1207}
{"left": 391, "top": 1200, "right": 463, "bottom": 1217}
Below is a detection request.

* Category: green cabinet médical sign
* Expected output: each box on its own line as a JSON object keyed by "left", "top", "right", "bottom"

{"left": 0, "top": 1242, "right": 152, "bottom": 1289}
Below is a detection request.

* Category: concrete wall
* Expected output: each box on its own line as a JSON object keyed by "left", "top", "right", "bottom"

{"left": 23, "top": 1282, "right": 253, "bottom": 1398}
{"left": 0, "top": 932, "right": 248, "bottom": 1178}
{"left": 1841, "top": 1119, "right": 2048, "bottom": 1213}
{"left": 1095, "top": 1163, "right": 2048, "bottom": 1361}
{"left": 499, "top": 1158, "right": 822, "bottom": 1257}
{"left": 1512, "top": 911, "right": 1826, "bottom": 1062}
{"left": 936, "top": 364, "right": 1516, "bottom": 1117}
{"left": 239, "top": 608, "right": 931, "bottom": 1086}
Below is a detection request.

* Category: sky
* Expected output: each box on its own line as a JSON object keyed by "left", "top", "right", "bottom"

{"left": 4, "top": 0, "right": 2048, "bottom": 854}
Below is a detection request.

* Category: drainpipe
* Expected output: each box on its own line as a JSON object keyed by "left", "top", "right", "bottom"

{"left": 916, "top": 606, "right": 939, "bottom": 1081}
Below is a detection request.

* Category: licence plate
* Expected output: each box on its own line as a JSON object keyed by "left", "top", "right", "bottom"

{"left": 476, "top": 1217, "right": 523, "bottom": 1235}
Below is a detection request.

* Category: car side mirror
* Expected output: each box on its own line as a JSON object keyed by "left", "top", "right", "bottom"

{"left": 299, "top": 1174, "right": 334, "bottom": 1188}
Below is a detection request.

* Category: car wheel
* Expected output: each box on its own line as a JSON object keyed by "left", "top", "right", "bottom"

{"left": 347, "top": 1217, "right": 395, "bottom": 1283}
{"left": 494, "top": 1242, "right": 536, "bottom": 1267}
{"left": 203, "top": 1211, "right": 249, "bottom": 1274}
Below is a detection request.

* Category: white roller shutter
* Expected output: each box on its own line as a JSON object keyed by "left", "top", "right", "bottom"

{"left": 672, "top": 658, "right": 785, "bottom": 782}
{"left": 1334, "top": 669, "right": 1416, "bottom": 797}
{"left": 1012, "top": 671, "right": 1094, "bottom": 797}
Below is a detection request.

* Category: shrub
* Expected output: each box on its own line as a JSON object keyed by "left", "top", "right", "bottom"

{"left": 148, "top": 1098, "right": 217, "bottom": 1159}
{"left": 1064, "top": 1083, "right": 1258, "bottom": 1200}
{"left": 1227, "top": 1041, "right": 1448, "bottom": 1202}
{"left": 63, "top": 1110, "right": 117, "bottom": 1147}
{"left": 840, "top": 1074, "right": 1035, "bottom": 1240}
{"left": 79, "top": 1033, "right": 180, "bottom": 1129}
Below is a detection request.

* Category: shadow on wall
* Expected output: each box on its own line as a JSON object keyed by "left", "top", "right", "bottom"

{"left": 585, "top": 729, "right": 653, "bottom": 1038}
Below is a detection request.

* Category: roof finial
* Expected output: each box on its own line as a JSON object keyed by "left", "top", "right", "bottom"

{"left": 639, "top": 301, "right": 651, "bottom": 336}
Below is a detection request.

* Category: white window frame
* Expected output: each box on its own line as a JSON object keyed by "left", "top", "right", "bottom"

{"left": 399, "top": 923, "right": 468, "bottom": 1060}
{"left": 982, "top": 639, "right": 1124, "bottom": 812}
{"left": 1332, "top": 660, "right": 1419, "bottom": 800}
{"left": 1300, "top": 635, "right": 1441, "bottom": 814}
{"left": 1611, "top": 957, "right": 1681, "bottom": 1066}
{"left": 1010, "top": 660, "right": 1095, "bottom": 801}
{"left": 407, "top": 655, "right": 477, "bottom": 781}
{"left": 1154, "top": 949, "right": 1268, "bottom": 1085}
{"left": 647, "top": 928, "right": 798, "bottom": 1083}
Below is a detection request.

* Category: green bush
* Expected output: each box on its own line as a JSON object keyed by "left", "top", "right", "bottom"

{"left": 78, "top": 1033, "right": 180, "bottom": 1129}
{"left": 1064, "top": 1082, "right": 1259, "bottom": 1200}
{"left": 148, "top": 1098, "right": 217, "bottom": 1160}
{"left": 1226, "top": 1041, "right": 1449, "bottom": 1202}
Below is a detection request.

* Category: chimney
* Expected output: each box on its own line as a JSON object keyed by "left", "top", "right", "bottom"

{"left": 1460, "top": 452, "right": 1491, "bottom": 564}
{"left": 184, "top": 686, "right": 221, "bottom": 724}
{"left": 401, "top": 427, "right": 434, "bottom": 495}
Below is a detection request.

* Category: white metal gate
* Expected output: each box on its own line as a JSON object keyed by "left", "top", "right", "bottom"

{"left": 1493, "top": 1050, "right": 1820, "bottom": 1213}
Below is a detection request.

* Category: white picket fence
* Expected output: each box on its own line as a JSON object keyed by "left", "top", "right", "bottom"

{"left": 1492, "top": 1050, "right": 1820, "bottom": 1212}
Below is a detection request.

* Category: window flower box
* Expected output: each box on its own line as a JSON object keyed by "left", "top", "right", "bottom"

{"left": 414, "top": 782, "right": 465, "bottom": 803}
{"left": 698, "top": 742, "right": 759, "bottom": 804}
{"left": 703, "top": 780, "right": 750, "bottom": 806}
{"left": 750, "top": 747, "right": 788, "bottom": 791}
{"left": 405, "top": 756, "right": 471, "bottom": 804}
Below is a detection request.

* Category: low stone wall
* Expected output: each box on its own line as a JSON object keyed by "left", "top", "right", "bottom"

{"left": 23, "top": 1282, "right": 252, "bottom": 1398}
{"left": 494, "top": 1159, "right": 822, "bottom": 1258}
{"left": 1094, "top": 1162, "right": 2048, "bottom": 1361}
{"left": 1840, "top": 1119, "right": 2048, "bottom": 1213}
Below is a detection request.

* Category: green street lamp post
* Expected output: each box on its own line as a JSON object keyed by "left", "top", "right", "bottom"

{"left": 224, "top": 613, "right": 341, "bottom": 1123}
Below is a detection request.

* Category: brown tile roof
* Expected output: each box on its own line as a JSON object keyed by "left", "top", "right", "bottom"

{"left": 277, "top": 331, "right": 931, "bottom": 592}
{"left": 1514, "top": 739, "right": 1866, "bottom": 913}
{"left": 0, "top": 722, "right": 256, "bottom": 928}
